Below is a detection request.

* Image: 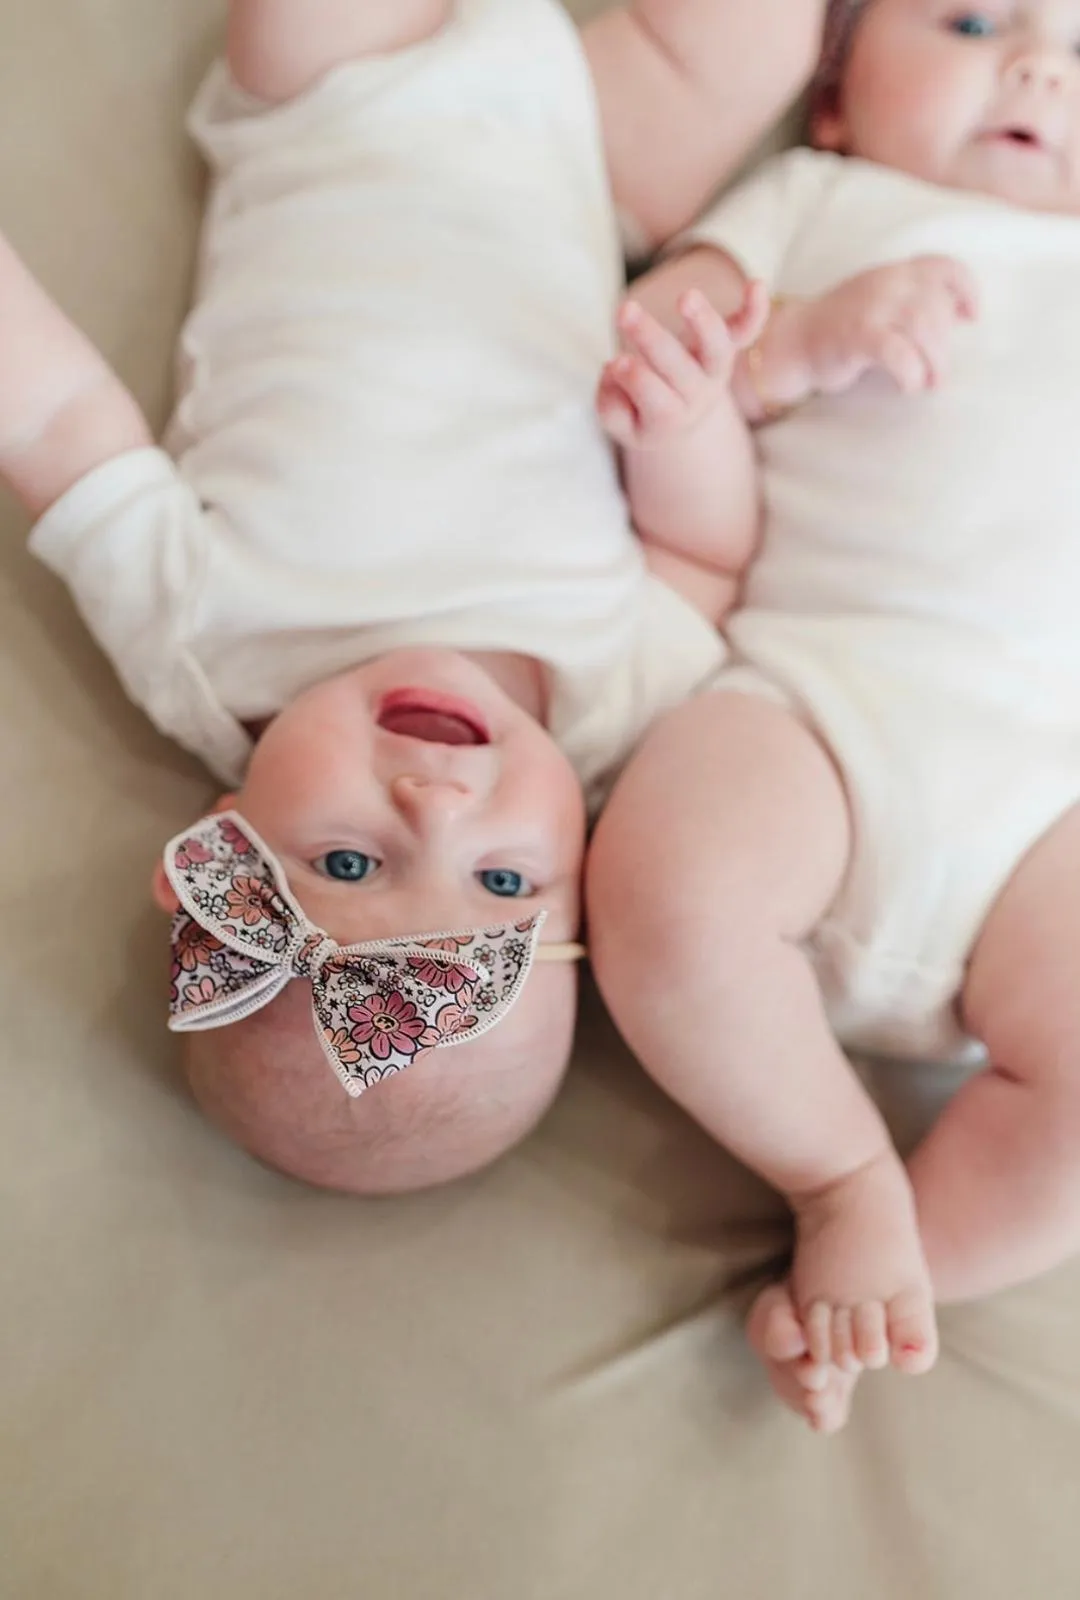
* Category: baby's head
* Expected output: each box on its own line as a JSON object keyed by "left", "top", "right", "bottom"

{"left": 154, "top": 648, "right": 587, "bottom": 1192}
{"left": 815, "top": 0, "right": 1080, "bottom": 213}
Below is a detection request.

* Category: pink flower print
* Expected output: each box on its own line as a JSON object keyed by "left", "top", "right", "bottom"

{"left": 219, "top": 819, "right": 253, "bottom": 855}
{"left": 432, "top": 1002, "right": 479, "bottom": 1039}
{"left": 406, "top": 955, "right": 475, "bottom": 993}
{"left": 224, "top": 876, "right": 272, "bottom": 928}
{"left": 348, "top": 991, "right": 428, "bottom": 1062}
{"left": 323, "top": 1027, "right": 362, "bottom": 1067}
{"left": 183, "top": 975, "right": 219, "bottom": 1008}
{"left": 421, "top": 934, "right": 474, "bottom": 955}
{"left": 174, "top": 838, "right": 213, "bottom": 870}
{"left": 174, "top": 919, "right": 224, "bottom": 972}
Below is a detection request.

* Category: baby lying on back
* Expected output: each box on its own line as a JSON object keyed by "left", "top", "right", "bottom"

{"left": 591, "top": 0, "right": 1080, "bottom": 1431}
{"left": 2, "top": 0, "right": 823, "bottom": 1191}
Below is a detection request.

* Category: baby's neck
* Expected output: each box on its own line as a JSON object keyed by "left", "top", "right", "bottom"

{"left": 463, "top": 652, "right": 548, "bottom": 725}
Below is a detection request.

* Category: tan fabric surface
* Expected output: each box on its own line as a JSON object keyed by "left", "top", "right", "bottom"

{"left": 3, "top": 3, "right": 1080, "bottom": 1595}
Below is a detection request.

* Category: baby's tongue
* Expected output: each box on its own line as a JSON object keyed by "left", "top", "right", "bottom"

{"left": 379, "top": 707, "right": 479, "bottom": 745}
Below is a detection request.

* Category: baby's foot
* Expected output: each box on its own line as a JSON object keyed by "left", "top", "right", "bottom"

{"left": 747, "top": 1283, "right": 857, "bottom": 1434}
{"left": 791, "top": 1147, "right": 937, "bottom": 1378}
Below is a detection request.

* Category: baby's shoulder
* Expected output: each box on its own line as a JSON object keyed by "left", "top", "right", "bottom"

{"left": 737, "top": 145, "right": 847, "bottom": 203}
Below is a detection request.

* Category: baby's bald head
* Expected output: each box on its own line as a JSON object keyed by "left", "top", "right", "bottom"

{"left": 181, "top": 958, "right": 578, "bottom": 1193}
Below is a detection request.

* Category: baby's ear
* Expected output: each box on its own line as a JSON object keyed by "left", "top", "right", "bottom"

{"left": 151, "top": 860, "right": 180, "bottom": 915}
{"left": 811, "top": 91, "right": 848, "bottom": 153}
{"left": 151, "top": 793, "right": 239, "bottom": 913}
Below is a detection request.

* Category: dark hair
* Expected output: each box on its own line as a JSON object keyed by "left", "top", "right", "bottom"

{"left": 813, "top": 0, "right": 871, "bottom": 107}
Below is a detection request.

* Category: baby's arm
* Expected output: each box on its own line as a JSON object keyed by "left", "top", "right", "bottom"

{"left": 748, "top": 254, "right": 981, "bottom": 406}
{"left": 603, "top": 245, "right": 981, "bottom": 621}
{"left": 599, "top": 247, "right": 767, "bottom": 622}
{"left": 584, "top": 0, "right": 827, "bottom": 251}
{"left": 226, "top": 0, "right": 452, "bottom": 102}
{"left": 0, "top": 233, "right": 151, "bottom": 518}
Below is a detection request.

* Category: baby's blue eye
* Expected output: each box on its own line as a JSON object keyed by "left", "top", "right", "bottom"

{"left": 315, "top": 850, "right": 379, "bottom": 882}
{"left": 949, "top": 12, "right": 996, "bottom": 36}
{"left": 478, "top": 869, "right": 532, "bottom": 899}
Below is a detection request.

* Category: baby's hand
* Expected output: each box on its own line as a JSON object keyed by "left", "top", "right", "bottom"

{"left": 766, "top": 256, "right": 979, "bottom": 404}
{"left": 598, "top": 282, "right": 769, "bottom": 449}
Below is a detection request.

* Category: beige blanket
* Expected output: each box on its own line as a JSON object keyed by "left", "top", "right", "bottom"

{"left": 3, "top": 2, "right": 1078, "bottom": 1593}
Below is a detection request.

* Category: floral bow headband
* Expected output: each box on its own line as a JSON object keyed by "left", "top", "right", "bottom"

{"left": 165, "top": 811, "right": 584, "bottom": 1098}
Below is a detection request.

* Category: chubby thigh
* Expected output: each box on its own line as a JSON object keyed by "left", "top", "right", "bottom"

{"left": 585, "top": 691, "right": 851, "bottom": 1115}
{"left": 590, "top": 656, "right": 1080, "bottom": 1073}
{"left": 588, "top": 689, "right": 850, "bottom": 949}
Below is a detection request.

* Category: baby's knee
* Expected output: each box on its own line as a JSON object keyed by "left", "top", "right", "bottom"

{"left": 587, "top": 826, "right": 757, "bottom": 1010}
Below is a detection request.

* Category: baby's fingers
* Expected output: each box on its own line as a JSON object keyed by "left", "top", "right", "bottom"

{"left": 726, "top": 279, "right": 771, "bottom": 351}
{"left": 950, "top": 263, "right": 979, "bottom": 320}
{"left": 907, "top": 300, "right": 961, "bottom": 387}
{"left": 917, "top": 255, "right": 980, "bottom": 320}
{"left": 877, "top": 327, "right": 932, "bottom": 394}
{"left": 618, "top": 300, "right": 703, "bottom": 398}
{"left": 596, "top": 367, "right": 640, "bottom": 446}
{"left": 607, "top": 352, "right": 683, "bottom": 430}
{"left": 678, "top": 288, "right": 737, "bottom": 379}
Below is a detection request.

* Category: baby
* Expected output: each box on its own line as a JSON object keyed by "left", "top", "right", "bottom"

{"left": 0, "top": 0, "right": 824, "bottom": 1192}
{"left": 590, "top": 0, "right": 1080, "bottom": 1431}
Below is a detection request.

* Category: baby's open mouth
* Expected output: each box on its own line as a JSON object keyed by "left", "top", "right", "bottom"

{"left": 987, "top": 125, "right": 1046, "bottom": 150}
{"left": 377, "top": 688, "right": 490, "bottom": 746}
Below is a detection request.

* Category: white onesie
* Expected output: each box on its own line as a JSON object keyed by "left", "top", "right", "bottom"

{"left": 690, "top": 148, "right": 1080, "bottom": 1062}
{"left": 29, "top": 0, "right": 721, "bottom": 810}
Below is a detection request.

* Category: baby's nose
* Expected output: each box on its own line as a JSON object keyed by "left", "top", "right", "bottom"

{"left": 391, "top": 774, "right": 474, "bottom": 827}
{"left": 1008, "top": 47, "right": 1066, "bottom": 92}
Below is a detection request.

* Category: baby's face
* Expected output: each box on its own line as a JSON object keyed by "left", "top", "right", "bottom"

{"left": 166, "top": 650, "right": 586, "bottom": 946}
{"left": 819, "top": 0, "right": 1080, "bottom": 213}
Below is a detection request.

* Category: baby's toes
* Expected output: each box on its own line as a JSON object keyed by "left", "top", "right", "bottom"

{"left": 830, "top": 1306, "right": 863, "bottom": 1375}
{"left": 803, "top": 1369, "right": 858, "bottom": 1436}
{"left": 804, "top": 1302, "right": 866, "bottom": 1376}
{"left": 803, "top": 1301, "right": 837, "bottom": 1369}
{"left": 886, "top": 1288, "right": 939, "bottom": 1375}
{"left": 794, "top": 1354, "right": 832, "bottom": 1393}
{"left": 751, "top": 1284, "right": 808, "bottom": 1364}
{"left": 853, "top": 1302, "right": 890, "bottom": 1371}
{"left": 748, "top": 1287, "right": 860, "bottom": 1433}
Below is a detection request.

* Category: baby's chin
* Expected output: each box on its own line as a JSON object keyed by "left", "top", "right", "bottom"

{"left": 969, "top": 171, "right": 1080, "bottom": 216}
{"left": 906, "top": 145, "right": 1080, "bottom": 217}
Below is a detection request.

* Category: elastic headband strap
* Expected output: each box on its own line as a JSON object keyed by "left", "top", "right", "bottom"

{"left": 536, "top": 942, "right": 587, "bottom": 963}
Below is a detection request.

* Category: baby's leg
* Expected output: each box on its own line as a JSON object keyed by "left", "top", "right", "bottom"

{"left": 227, "top": 0, "right": 452, "bottom": 102}
{"left": 586, "top": 691, "right": 937, "bottom": 1421}
{"left": 910, "top": 801, "right": 1080, "bottom": 1304}
{"left": 583, "top": 0, "right": 826, "bottom": 249}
